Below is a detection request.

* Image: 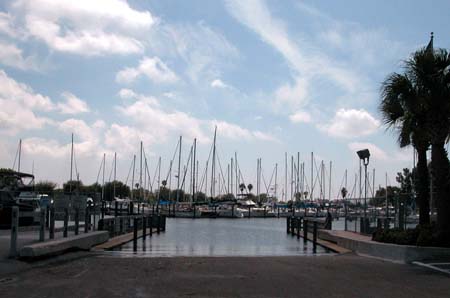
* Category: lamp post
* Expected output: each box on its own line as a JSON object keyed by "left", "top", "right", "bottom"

{"left": 357, "top": 149, "right": 370, "bottom": 233}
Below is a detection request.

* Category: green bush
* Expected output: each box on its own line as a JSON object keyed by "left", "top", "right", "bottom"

{"left": 372, "top": 224, "right": 448, "bottom": 247}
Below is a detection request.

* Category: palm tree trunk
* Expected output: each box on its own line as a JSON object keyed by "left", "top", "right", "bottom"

{"left": 416, "top": 147, "right": 430, "bottom": 225}
{"left": 431, "top": 142, "right": 450, "bottom": 242}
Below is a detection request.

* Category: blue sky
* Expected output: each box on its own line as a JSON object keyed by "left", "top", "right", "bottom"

{"left": 0, "top": 0, "right": 449, "bottom": 199}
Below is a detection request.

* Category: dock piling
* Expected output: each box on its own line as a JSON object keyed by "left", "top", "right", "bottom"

{"left": 133, "top": 217, "right": 138, "bottom": 252}
{"left": 303, "top": 219, "right": 307, "bottom": 243}
{"left": 49, "top": 205, "right": 55, "bottom": 239}
{"left": 63, "top": 208, "right": 68, "bottom": 237}
{"left": 9, "top": 206, "right": 19, "bottom": 257}
{"left": 313, "top": 221, "right": 318, "bottom": 253}
{"left": 39, "top": 208, "right": 45, "bottom": 242}
{"left": 75, "top": 208, "right": 79, "bottom": 235}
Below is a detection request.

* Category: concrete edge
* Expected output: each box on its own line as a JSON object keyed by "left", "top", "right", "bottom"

{"left": 319, "top": 230, "right": 450, "bottom": 263}
{"left": 19, "top": 231, "right": 109, "bottom": 259}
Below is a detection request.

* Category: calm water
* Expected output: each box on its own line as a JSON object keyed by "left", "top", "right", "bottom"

{"left": 111, "top": 218, "right": 330, "bottom": 257}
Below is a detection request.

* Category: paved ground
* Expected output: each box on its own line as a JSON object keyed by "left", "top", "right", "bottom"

{"left": 1, "top": 253, "right": 449, "bottom": 298}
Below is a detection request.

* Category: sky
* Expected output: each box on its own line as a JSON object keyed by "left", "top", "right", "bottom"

{"left": 0, "top": 0, "right": 449, "bottom": 199}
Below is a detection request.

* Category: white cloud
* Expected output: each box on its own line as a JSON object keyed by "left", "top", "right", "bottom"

{"left": 289, "top": 110, "right": 312, "bottom": 124}
{"left": 57, "top": 92, "right": 90, "bottom": 114}
{"left": 211, "top": 79, "right": 228, "bottom": 89}
{"left": 318, "top": 108, "right": 379, "bottom": 138}
{"left": 211, "top": 120, "right": 278, "bottom": 142}
{"left": 13, "top": 0, "right": 155, "bottom": 56}
{"left": 0, "top": 69, "right": 53, "bottom": 133}
{"left": 116, "top": 56, "right": 178, "bottom": 84}
{"left": 348, "top": 142, "right": 388, "bottom": 161}
{"left": 118, "top": 88, "right": 159, "bottom": 106}
{"left": 147, "top": 22, "right": 239, "bottom": 84}
{"left": 225, "top": 0, "right": 376, "bottom": 111}
{"left": 0, "top": 12, "right": 21, "bottom": 39}
{"left": 0, "top": 41, "right": 38, "bottom": 70}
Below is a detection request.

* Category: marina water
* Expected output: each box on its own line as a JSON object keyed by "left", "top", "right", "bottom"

{"left": 112, "top": 218, "right": 330, "bottom": 257}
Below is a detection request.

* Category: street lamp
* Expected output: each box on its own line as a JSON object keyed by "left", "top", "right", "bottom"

{"left": 357, "top": 149, "right": 370, "bottom": 232}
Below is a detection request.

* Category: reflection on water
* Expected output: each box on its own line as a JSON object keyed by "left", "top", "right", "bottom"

{"left": 112, "top": 218, "right": 330, "bottom": 257}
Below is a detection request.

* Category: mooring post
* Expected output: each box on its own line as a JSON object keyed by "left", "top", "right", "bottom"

{"left": 84, "top": 206, "right": 89, "bottom": 233}
{"left": 101, "top": 201, "right": 105, "bottom": 220}
{"left": 264, "top": 206, "right": 267, "bottom": 218}
{"left": 286, "top": 216, "right": 290, "bottom": 233}
{"left": 46, "top": 206, "right": 50, "bottom": 228}
{"left": 248, "top": 206, "right": 251, "bottom": 218}
{"left": 313, "top": 221, "right": 318, "bottom": 253}
{"left": 63, "top": 208, "right": 68, "bottom": 238}
{"left": 143, "top": 216, "right": 147, "bottom": 240}
{"left": 193, "top": 205, "right": 196, "bottom": 219}
{"left": 75, "top": 208, "right": 79, "bottom": 235}
{"left": 149, "top": 216, "right": 153, "bottom": 236}
{"left": 50, "top": 204, "right": 55, "bottom": 239}
{"left": 231, "top": 204, "right": 235, "bottom": 217}
{"left": 9, "top": 206, "right": 19, "bottom": 257}
{"left": 114, "top": 201, "right": 118, "bottom": 217}
{"left": 303, "top": 219, "right": 308, "bottom": 243}
{"left": 291, "top": 216, "right": 297, "bottom": 236}
{"left": 39, "top": 208, "right": 45, "bottom": 242}
{"left": 133, "top": 217, "right": 138, "bottom": 252}
{"left": 137, "top": 203, "right": 140, "bottom": 214}
{"left": 157, "top": 215, "right": 161, "bottom": 234}
{"left": 297, "top": 217, "right": 301, "bottom": 239}
{"left": 92, "top": 201, "right": 96, "bottom": 231}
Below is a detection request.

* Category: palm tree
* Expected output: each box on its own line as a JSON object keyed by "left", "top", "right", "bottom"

{"left": 247, "top": 184, "right": 253, "bottom": 193}
{"left": 410, "top": 44, "right": 450, "bottom": 239}
{"left": 380, "top": 69, "right": 430, "bottom": 225}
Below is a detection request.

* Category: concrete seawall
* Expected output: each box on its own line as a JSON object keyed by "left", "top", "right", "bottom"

{"left": 319, "top": 230, "right": 450, "bottom": 263}
{"left": 19, "top": 231, "right": 109, "bottom": 259}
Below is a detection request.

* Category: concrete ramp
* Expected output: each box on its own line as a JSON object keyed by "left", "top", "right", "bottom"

{"left": 19, "top": 231, "right": 109, "bottom": 259}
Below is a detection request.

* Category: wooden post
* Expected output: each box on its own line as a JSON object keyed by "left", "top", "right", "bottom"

{"left": 157, "top": 215, "right": 161, "bottom": 234}
{"left": 149, "top": 216, "right": 153, "bottom": 236}
{"left": 143, "top": 216, "right": 147, "bottom": 240}
{"left": 75, "top": 208, "right": 79, "bottom": 235}
{"left": 63, "top": 208, "right": 68, "bottom": 238}
{"left": 231, "top": 204, "right": 234, "bottom": 217}
{"left": 46, "top": 206, "right": 50, "bottom": 228}
{"left": 115, "top": 201, "right": 118, "bottom": 217}
{"left": 138, "top": 203, "right": 140, "bottom": 214}
{"left": 297, "top": 218, "right": 301, "bottom": 239}
{"left": 133, "top": 217, "right": 138, "bottom": 252}
{"left": 303, "top": 219, "right": 308, "bottom": 243}
{"left": 50, "top": 205, "right": 55, "bottom": 239}
{"left": 286, "top": 217, "right": 291, "bottom": 233}
{"left": 248, "top": 206, "right": 251, "bottom": 218}
{"left": 264, "top": 206, "right": 267, "bottom": 218}
{"left": 101, "top": 201, "right": 105, "bottom": 220}
{"left": 39, "top": 208, "right": 45, "bottom": 242}
{"left": 9, "top": 206, "right": 19, "bottom": 257}
{"left": 313, "top": 221, "right": 318, "bottom": 253}
{"left": 277, "top": 206, "right": 280, "bottom": 218}
{"left": 84, "top": 206, "right": 89, "bottom": 233}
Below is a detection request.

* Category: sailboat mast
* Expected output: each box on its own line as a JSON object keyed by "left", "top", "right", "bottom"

{"left": 113, "top": 152, "right": 117, "bottom": 198}
{"left": 211, "top": 126, "right": 217, "bottom": 198}
{"left": 131, "top": 155, "right": 136, "bottom": 200}
{"left": 70, "top": 134, "right": 74, "bottom": 194}
{"left": 18, "top": 139, "right": 22, "bottom": 172}
{"left": 274, "top": 163, "right": 278, "bottom": 201}
{"left": 329, "top": 161, "right": 332, "bottom": 201}
{"left": 102, "top": 153, "right": 105, "bottom": 202}
{"left": 192, "top": 138, "right": 196, "bottom": 202}
{"left": 284, "top": 152, "right": 287, "bottom": 201}
{"left": 176, "top": 136, "right": 182, "bottom": 203}
{"left": 310, "top": 152, "right": 313, "bottom": 200}
{"left": 139, "top": 141, "right": 143, "bottom": 200}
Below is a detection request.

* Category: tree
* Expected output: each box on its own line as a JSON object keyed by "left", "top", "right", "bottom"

{"left": 34, "top": 181, "right": 57, "bottom": 194}
{"left": 380, "top": 43, "right": 431, "bottom": 225}
{"left": 247, "top": 184, "right": 253, "bottom": 193}
{"left": 396, "top": 168, "right": 414, "bottom": 208}
{"left": 103, "top": 180, "right": 131, "bottom": 200}
{"left": 341, "top": 187, "right": 348, "bottom": 199}
{"left": 63, "top": 180, "right": 83, "bottom": 193}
